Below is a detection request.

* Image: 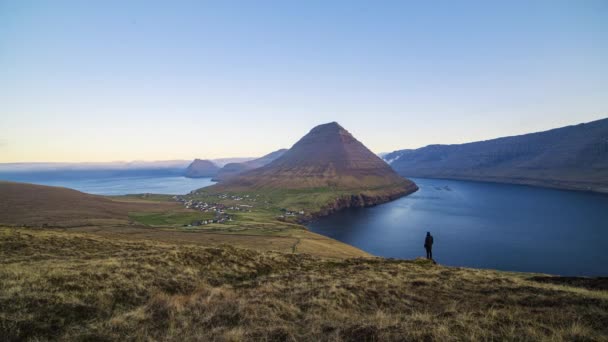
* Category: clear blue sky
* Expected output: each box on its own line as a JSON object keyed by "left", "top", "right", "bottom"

{"left": 1, "top": 0, "right": 607, "bottom": 162}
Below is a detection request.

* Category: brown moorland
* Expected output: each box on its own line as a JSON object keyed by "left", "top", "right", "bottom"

{"left": 0, "top": 181, "right": 368, "bottom": 259}
{"left": 1, "top": 227, "right": 606, "bottom": 341}
{"left": 0, "top": 181, "right": 180, "bottom": 227}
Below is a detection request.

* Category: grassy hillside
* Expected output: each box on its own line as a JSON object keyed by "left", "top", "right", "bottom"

{"left": 1, "top": 227, "right": 606, "bottom": 341}
{"left": 191, "top": 183, "right": 416, "bottom": 225}
{"left": 0, "top": 181, "right": 181, "bottom": 227}
{"left": 0, "top": 182, "right": 368, "bottom": 259}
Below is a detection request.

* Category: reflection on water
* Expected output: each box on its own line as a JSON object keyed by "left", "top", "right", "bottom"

{"left": 307, "top": 178, "right": 608, "bottom": 276}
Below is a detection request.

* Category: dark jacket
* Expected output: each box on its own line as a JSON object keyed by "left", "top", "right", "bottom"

{"left": 424, "top": 235, "right": 434, "bottom": 248}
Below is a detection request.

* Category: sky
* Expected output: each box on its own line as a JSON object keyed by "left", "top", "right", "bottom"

{"left": 1, "top": 0, "right": 607, "bottom": 163}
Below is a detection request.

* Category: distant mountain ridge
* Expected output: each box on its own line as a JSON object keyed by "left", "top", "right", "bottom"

{"left": 0, "top": 160, "right": 192, "bottom": 172}
{"left": 213, "top": 149, "right": 287, "bottom": 182}
{"left": 384, "top": 118, "right": 608, "bottom": 192}
{"left": 0, "top": 158, "right": 254, "bottom": 173}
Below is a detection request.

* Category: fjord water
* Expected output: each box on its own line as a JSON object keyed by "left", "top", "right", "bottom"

{"left": 0, "top": 172, "right": 215, "bottom": 195}
{"left": 307, "top": 178, "right": 608, "bottom": 276}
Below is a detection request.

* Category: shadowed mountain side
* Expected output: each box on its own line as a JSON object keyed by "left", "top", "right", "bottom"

{"left": 384, "top": 118, "right": 608, "bottom": 192}
{"left": 0, "top": 181, "right": 178, "bottom": 227}
{"left": 212, "top": 149, "right": 287, "bottom": 182}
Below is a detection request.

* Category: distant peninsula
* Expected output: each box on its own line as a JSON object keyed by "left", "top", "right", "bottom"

{"left": 184, "top": 159, "right": 220, "bottom": 178}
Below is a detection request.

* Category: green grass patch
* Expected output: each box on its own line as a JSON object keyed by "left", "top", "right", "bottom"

{"left": 129, "top": 211, "right": 215, "bottom": 226}
{"left": 110, "top": 194, "right": 176, "bottom": 202}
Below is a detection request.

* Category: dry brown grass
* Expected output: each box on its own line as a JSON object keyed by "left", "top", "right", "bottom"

{"left": 1, "top": 227, "right": 607, "bottom": 341}
{"left": 0, "top": 181, "right": 180, "bottom": 227}
{"left": 69, "top": 225, "right": 368, "bottom": 259}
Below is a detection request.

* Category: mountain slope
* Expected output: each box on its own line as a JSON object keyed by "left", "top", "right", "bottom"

{"left": 384, "top": 118, "right": 608, "bottom": 192}
{"left": 205, "top": 122, "right": 418, "bottom": 216}
{"left": 219, "top": 122, "right": 415, "bottom": 190}
{"left": 212, "top": 149, "right": 287, "bottom": 181}
{"left": 184, "top": 159, "right": 220, "bottom": 178}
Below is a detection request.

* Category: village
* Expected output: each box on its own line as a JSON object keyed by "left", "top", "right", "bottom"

{"left": 173, "top": 193, "right": 258, "bottom": 226}
{"left": 174, "top": 192, "right": 307, "bottom": 224}
{"left": 276, "top": 208, "right": 306, "bottom": 221}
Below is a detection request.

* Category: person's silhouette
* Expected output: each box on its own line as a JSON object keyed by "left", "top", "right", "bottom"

{"left": 424, "top": 232, "right": 434, "bottom": 260}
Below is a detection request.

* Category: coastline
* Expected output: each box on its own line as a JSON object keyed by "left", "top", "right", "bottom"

{"left": 298, "top": 181, "right": 419, "bottom": 223}
{"left": 397, "top": 174, "right": 608, "bottom": 195}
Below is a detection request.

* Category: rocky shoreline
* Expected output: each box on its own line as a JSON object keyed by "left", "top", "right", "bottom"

{"left": 301, "top": 182, "right": 419, "bottom": 222}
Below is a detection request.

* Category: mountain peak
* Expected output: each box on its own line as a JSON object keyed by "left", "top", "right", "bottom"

{"left": 217, "top": 122, "right": 416, "bottom": 190}
{"left": 311, "top": 121, "right": 344, "bottom": 131}
{"left": 308, "top": 121, "right": 350, "bottom": 136}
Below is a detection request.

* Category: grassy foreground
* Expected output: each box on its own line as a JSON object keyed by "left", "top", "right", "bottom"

{"left": 0, "top": 182, "right": 369, "bottom": 259}
{"left": 1, "top": 227, "right": 607, "bottom": 341}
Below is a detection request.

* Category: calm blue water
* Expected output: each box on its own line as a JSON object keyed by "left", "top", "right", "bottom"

{"left": 308, "top": 178, "right": 608, "bottom": 276}
{"left": 0, "top": 172, "right": 214, "bottom": 195}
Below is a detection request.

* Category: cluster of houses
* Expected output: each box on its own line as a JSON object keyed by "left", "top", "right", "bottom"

{"left": 173, "top": 197, "right": 225, "bottom": 212}
{"left": 173, "top": 194, "right": 261, "bottom": 227}
{"left": 189, "top": 216, "right": 231, "bottom": 226}
{"left": 217, "top": 193, "right": 257, "bottom": 202}
{"left": 277, "top": 208, "right": 306, "bottom": 220}
{"left": 173, "top": 194, "right": 257, "bottom": 213}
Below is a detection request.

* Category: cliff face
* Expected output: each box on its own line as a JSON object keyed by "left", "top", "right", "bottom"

{"left": 384, "top": 118, "right": 608, "bottom": 192}
{"left": 312, "top": 182, "right": 419, "bottom": 219}
{"left": 184, "top": 159, "right": 220, "bottom": 178}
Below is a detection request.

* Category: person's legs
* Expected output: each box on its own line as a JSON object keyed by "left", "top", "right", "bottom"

{"left": 429, "top": 248, "right": 432, "bottom": 260}
{"left": 425, "top": 248, "right": 430, "bottom": 259}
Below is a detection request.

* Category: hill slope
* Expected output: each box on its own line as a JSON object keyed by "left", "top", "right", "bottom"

{"left": 0, "top": 181, "right": 179, "bottom": 227}
{"left": 184, "top": 159, "right": 220, "bottom": 178}
{"left": 0, "top": 181, "right": 367, "bottom": 258}
{"left": 212, "top": 148, "right": 287, "bottom": 182}
{"left": 1, "top": 227, "right": 606, "bottom": 341}
{"left": 384, "top": 118, "right": 608, "bottom": 192}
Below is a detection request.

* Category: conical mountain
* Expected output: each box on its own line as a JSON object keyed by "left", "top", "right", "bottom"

{"left": 218, "top": 122, "right": 417, "bottom": 190}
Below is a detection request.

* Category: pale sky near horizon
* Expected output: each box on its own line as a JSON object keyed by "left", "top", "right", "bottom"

{"left": 1, "top": 0, "right": 607, "bottom": 163}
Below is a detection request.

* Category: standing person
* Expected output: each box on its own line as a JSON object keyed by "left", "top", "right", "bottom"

{"left": 424, "top": 232, "right": 434, "bottom": 260}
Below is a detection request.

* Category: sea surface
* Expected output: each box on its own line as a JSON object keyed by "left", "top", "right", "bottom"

{"left": 307, "top": 177, "right": 608, "bottom": 276}
{"left": 0, "top": 172, "right": 215, "bottom": 195}
{"left": 3, "top": 171, "right": 607, "bottom": 276}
